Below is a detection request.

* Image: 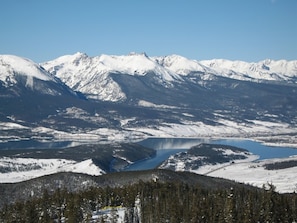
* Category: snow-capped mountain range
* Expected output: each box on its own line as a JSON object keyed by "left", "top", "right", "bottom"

{"left": 1, "top": 52, "right": 296, "bottom": 102}
{"left": 0, "top": 52, "right": 297, "bottom": 146}
{"left": 42, "top": 52, "right": 297, "bottom": 102}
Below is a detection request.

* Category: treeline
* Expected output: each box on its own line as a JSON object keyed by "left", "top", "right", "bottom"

{"left": 264, "top": 160, "right": 297, "bottom": 170}
{"left": 1, "top": 181, "right": 297, "bottom": 222}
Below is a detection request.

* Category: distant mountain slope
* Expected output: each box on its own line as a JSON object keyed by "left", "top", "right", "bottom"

{"left": 42, "top": 52, "right": 181, "bottom": 101}
{"left": 199, "top": 58, "right": 297, "bottom": 82}
{"left": 0, "top": 55, "right": 76, "bottom": 97}
{"left": 41, "top": 53, "right": 297, "bottom": 128}
{"left": 42, "top": 52, "right": 297, "bottom": 102}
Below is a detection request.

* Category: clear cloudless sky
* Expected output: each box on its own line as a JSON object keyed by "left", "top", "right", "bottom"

{"left": 0, "top": 0, "right": 296, "bottom": 62}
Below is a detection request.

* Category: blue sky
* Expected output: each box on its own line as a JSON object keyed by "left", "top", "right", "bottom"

{"left": 0, "top": 0, "right": 296, "bottom": 62}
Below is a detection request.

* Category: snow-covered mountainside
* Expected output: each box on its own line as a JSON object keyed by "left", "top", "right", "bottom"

{"left": 0, "top": 55, "right": 75, "bottom": 96}
{"left": 42, "top": 52, "right": 181, "bottom": 101}
{"left": 0, "top": 55, "right": 53, "bottom": 84}
{"left": 200, "top": 59, "right": 297, "bottom": 82}
{"left": 1, "top": 52, "right": 297, "bottom": 147}
{"left": 42, "top": 52, "right": 297, "bottom": 101}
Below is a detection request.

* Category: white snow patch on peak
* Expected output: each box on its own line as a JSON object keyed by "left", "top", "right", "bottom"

{"left": 45, "top": 52, "right": 88, "bottom": 64}
{"left": 42, "top": 52, "right": 183, "bottom": 101}
{"left": 0, "top": 55, "right": 54, "bottom": 85}
{"left": 42, "top": 52, "right": 297, "bottom": 101}
{"left": 45, "top": 52, "right": 181, "bottom": 81}
{"left": 153, "top": 54, "right": 208, "bottom": 75}
{"left": 97, "top": 52, "right": 180, "bottom": 81}
{"left": 200, "top": 59, "right": 297, "bottom": 81}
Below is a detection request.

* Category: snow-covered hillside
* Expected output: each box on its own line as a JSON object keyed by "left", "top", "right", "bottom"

{"left": 42, "top": 52, "right": 181, "bottom": 101}
{"left": 0, "top": 55, "right": 53, "bottom": 84}
{"left": 42, "top": 52, "right": 297, "bottom": 101}
{"left": 206, "top": 156, "right": 297, "bottom": 193}
{"left": 0, "top": 157, "right": 104, "bottom": 183}
{"left": 0, "top": 55, "right": 74, "bottom": 96}
{"left": 159, "top": 145, "right": 297, "bottom": 193}
{"left": 153, "top": 54, "right": 209, "bottom": 75}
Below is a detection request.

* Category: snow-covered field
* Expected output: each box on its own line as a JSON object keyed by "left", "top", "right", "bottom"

{"left": 161, "top": 152, "right": 297, "bottom": 193}
{"left": 205, "top": 156, "right": 297, "bottom": 193}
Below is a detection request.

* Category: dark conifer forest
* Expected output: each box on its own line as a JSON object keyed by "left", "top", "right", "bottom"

{"left": 1, "top": 179, "right": 297, "bottom": 222}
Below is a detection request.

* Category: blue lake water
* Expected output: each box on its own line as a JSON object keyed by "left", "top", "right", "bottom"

{"left": 212, "top": 139, "right": 297, "bottom": 160}
{"left": 124, "top": 149, "right": 187, "bottom": 171}
{"left": 0, "top": 139, "right": 75, "bottom": 150}
{"left": 1, "top": 137, "right": 297, "bottom": 171}
{"left": 123, "top": 137, "right": 297, "bottom": 171}
{"left": 138, "top": 137, "right": 297, "bottom": 160}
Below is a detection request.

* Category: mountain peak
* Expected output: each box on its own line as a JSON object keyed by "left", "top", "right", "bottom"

{"left": 128, "top": 52, "right": 148, "bottom": 57}
{"left": 0, "top": 54, "right": 79, "bottom": 97}
{"left": 200, "top": 58, "right": 297, "bottom": 80}
{"left": 154, "top": 54, "right": 207, "bottom": 75}
{"left": 41, "top": 52, "right": 297, "bottom": 102}
{"left": 0, "top": 55, "right": 54, "bottom": 87}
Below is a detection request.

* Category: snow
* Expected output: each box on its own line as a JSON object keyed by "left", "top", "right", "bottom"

{"left": 0, "top": 55, "right": 55, "bottom": 87}
{"left": 40, "top": 52, "right": 297, "bottom": 102}
{"left": 92, "top": 207, "right": 126, "bottom": 223}
{"left": 130, "top": 119, "right": 294, "bottom": 139}
{"left": 42, "top": 52, "right": 181, "bottom": 101}
{"left": 98, "top": 53, "right": 178, "bottom": 81}
{"left": 206, "top": 156, "right": 297, "bottom": 193}
{"left": 1, "top": 117, "right": 297, "bottom": 193}
{"left": 64, "top": 159, "right": 105, "bottom": 175}
{"left": 41, "top": 52, "right": 297, "bottom": 102}
{"left": 42, "top": 53, "right": 127, "bottom": 101}
{"left": 153, "top": 54, "right": 209, "bottom": 75}
{"left": 2, "top": 53, "right": 296, "bottom": 102}
{"left": 0, "top": 122, "right": 28, "bottom": 130}
{"left": 189, "top": 153, "right": 259, "bottom": 175}
{"left": 160, "top": 143, "right": 297, "bottom": 193}
{"left": 138, "top": 100, "right": 178, "bottom": 109}
{"left": 200, "top": 59, "right": 297, "bottom": 82}
{"left": 1, "top": 112, "right": 296, "bottom": 147}
{"left": 0, "top": 157, "right": 104, "bottom": 183}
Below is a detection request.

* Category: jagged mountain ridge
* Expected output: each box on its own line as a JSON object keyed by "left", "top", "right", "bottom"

{"left": 42, "top": 52, "right": 182, "bottom": 101}
{"left": 42, "top": 52, "right": 297, "bottom": 102}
